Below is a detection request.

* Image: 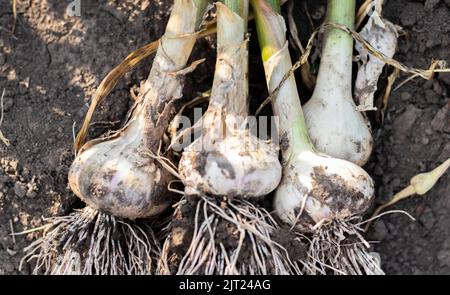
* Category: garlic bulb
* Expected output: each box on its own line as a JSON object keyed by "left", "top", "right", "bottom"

{"left": 257, "top": 14, "right": 374, "bottom": 231}
{"left": 303, "top": 85, "right": 373, "bottom": 166}
{"left": 254, "top": 0, "right": 381, "bottom": 275}
{"left": 69, "top": 104, "right": 172, "bottom": 219}
{"left": 69, "top": 0, "right": 205, "bottom": 219}
{"left": 303, "top": 0, "right": 373, "bottom": 166}
{"left": 179, "top": 3, "right": 282, "bottom": 198}
{"left": 274, "top": 150, "right": 374, "bottom": 231}
{"left": 179, "top": 122, "right": 282, "bottom": 197}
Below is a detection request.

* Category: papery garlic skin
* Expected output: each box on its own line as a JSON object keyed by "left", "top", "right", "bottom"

{"left": 274, "top": 150, "right": 374, "bottom": 231}
{"left": 68, "top": 0, "right": 205, "bottom": 219}
{"left": 179, "top": 3, "right": 282, "bottom": 198}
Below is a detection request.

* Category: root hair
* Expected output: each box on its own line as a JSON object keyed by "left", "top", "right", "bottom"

{"left": 21, "top": 207, "right": 162, "bottom": 275}
{"left": 159, "top": 196, "right": 299, "bottom": 275}
{"left": 303, "top": 217, "right": 384, "bottom": 275}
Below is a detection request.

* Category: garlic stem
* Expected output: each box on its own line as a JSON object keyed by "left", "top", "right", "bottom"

{"left": 252, "top": 0, "right": 284, "bottom": 62}
{"left": 193, "top": 0, "right": 209, "bottom": 28}
{"left": 207, "top": 1, "right": 248, "bottom": 118}
{"left": 135, "top": 0, "right": 208, "bottom": 148}
{"left": 252, "top": 0, "right": 313, "bottom": 160}
{"left": 313, "top": 0, "right": 355, "bottom": 102}
{"left": 266, "top": 0, "right": 280, "bottom": 12}
{"left": 223, "top": 0, "right": 247, "bottom": 19}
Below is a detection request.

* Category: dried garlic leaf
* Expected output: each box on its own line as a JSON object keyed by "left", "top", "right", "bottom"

{"left": 355, "top": 1, "right": 398, "bottom": 111}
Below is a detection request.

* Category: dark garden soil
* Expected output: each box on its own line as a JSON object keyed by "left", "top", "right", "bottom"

{"left": 0, "top": 0, "right": 448, "bottom": 274}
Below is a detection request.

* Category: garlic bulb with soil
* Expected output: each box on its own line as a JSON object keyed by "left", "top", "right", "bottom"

{"left": 273, "top": 149, "right": 374, "bottom": 232}
{"left": 179, "top": 2, "right": 282, "bottom": 198}
{"left": 69, "top": 0, "right": 208, "bottom": 219}
{"left": 159, "top": 1, "right": 296, "bottom": 275}
{"left": 302, "top": 0, "right": 373, "bottom": 166}
{"left": 23, "top": 0, "right": 209, "bottom": 275}
{"left": 253, "top": 0, "right": 382, "bottom": 274}
{"left": 69, "top": 106, "right": 171, "bottom": 219}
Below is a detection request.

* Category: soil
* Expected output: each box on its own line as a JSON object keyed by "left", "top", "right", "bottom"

{"left": 0, "top": 0, "right": 449, "bottom": 275}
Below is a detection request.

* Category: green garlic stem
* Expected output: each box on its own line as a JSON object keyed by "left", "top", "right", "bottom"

{"left": 252, "top": 0, "right": 313, "bottom": 157}
{"left": 223, "top": 0, "right": 246, "bottom": 18}
{"left": 193, "top": 0, "right": 209, "bottom": 29}
{"left": 251, "top": 0, "right": 283, "bottom": 62}
{"left": 313, "top": 0, "right": 355, "bottom": 99}
{"left": 265, "top": 0, "right": 280, "bottom": 13}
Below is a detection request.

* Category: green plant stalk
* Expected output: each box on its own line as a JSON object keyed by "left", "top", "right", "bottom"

{"left": 223, "top": 0, "right": 248, "bottom": 19}
{"left": 252, "top": 0, "right": 313, "bottom": 157}
{"left": 251, "top": 0, "right": 283, "bottom": 62}
{"left": 193, "top": 0, "right": 210, "bottom": 28}
{"left": 255, "top": 0, "right": 280, "bottom": 13}
{"left": 314, "top": 0, "right": 355, "bottom": 98}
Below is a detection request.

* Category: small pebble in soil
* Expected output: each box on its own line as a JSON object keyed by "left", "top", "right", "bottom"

{"left": 438, "top": 72, "right": 450, "bottom": 85}
{"left": 6, "top": 69, "right": 16, "bottom": 81}
{"left": 26, "top": 187, "right": 37, "bottom": 199}
{"left": 431, "top": 102, "right": 450, "bottom": 131}
{"left": 6, "top": 248, "right": 17, "bottom": 256}
{"left": 425, "top": 0, "right": 441, "bottom": 12}
{"left": 399, "top": 3, "right": 424, "bottom": 26}
{"left": 13, "top": 182, "right": 26, "bottom": 198}
{"left": 420, "top": 207, "right": 435, "bottom": 230}
{"left": 9, "top": 161, "right": 19, "bottom": 173}
{"left": 372, "top": 220, "right": 389, "bottom": 241}
{"left": 437, "top": 250, "right": 450, "bottom": 267}
{"left": 418, "top": 161, "right": 427, "bottom": 171}
{"left": 401, "top": 92, "right": 412, "bottom": 101}
{"left": 19, "top": 78, "right": 30, "bottom": 95}
{"left": 393, "top": 105, "right": 420, "bottom": 140}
